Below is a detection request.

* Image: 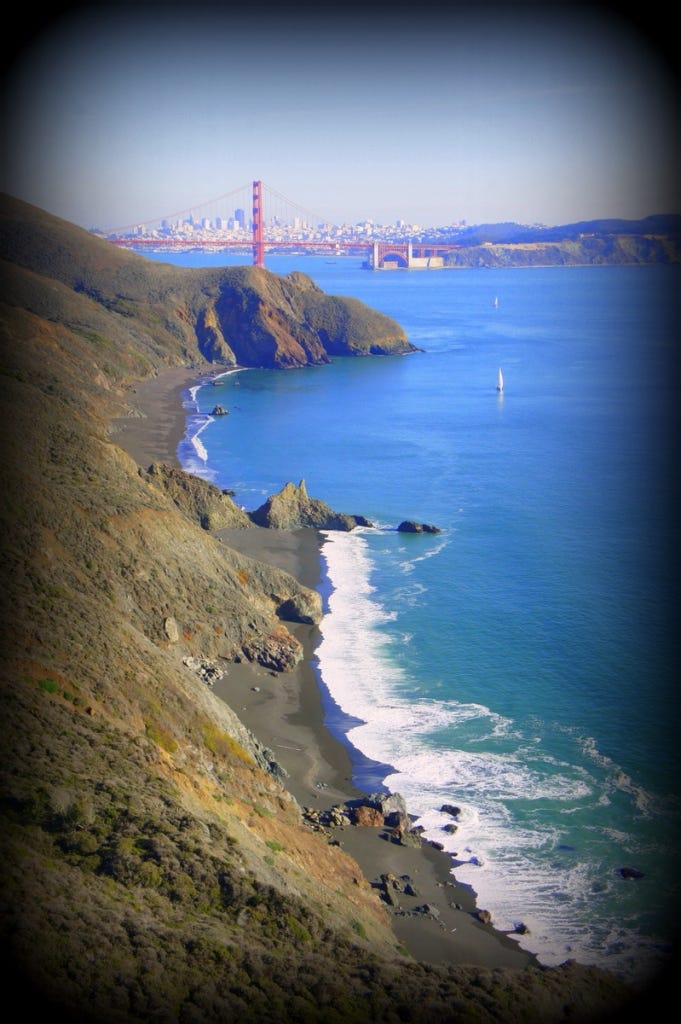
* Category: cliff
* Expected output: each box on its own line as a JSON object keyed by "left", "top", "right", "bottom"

{"left": 0, "top": 194, "right": 637, "bottom": 1022}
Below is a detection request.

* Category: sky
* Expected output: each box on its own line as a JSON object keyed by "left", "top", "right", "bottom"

{"left": 1, "top": 3, "right": 678, "bottom": 231}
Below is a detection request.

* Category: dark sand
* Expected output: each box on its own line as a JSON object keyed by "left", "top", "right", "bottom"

{"left": 114, "top": 368, "right": 538, "bottom": 970}
{"left": 110, "top": 367, "right": 204, "bottom": 470}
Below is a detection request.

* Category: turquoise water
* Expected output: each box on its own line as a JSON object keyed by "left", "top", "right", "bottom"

{"left": 146, "top": 250, "right": 679, "bottom": 988}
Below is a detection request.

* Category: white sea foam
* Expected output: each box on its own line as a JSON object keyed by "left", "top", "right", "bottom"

{"left": 315, "top": 527, "right": 668, "bottom": 984}
{"left": 177, "top": 414, "right": 214, "bottom": 481}
{"left": 397, "top": 534, "right": 449, "bottom": 572}
{"left": 175, "top": 383, "right": 216, "bottom": 480}
{"left": 191, "top": 419, "right": 210, "bottom": 462}
{"left": 181, "top": 370, "right": 248, "bottom": 478}
{"left": 579, "top": 734, "right": 658, "bottom": 817}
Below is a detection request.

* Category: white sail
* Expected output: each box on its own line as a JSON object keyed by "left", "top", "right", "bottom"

{"left": 497, "top": 367, "right": 504, "bottom": 392}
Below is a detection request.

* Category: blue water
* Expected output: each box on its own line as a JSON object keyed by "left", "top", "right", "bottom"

{"left": 145, "top": 249, "right": 679, "bottom": 988}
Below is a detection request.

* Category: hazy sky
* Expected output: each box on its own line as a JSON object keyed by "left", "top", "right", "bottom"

{"left": 2, "top": 3, "right": 678, "bottom": 231}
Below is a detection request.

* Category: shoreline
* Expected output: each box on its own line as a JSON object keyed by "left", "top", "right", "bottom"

{"left": 113, "top": 366, "right": 538, "bottom": 970}
{"left": 110, "top": 366, "right": 206, "bottom": 471}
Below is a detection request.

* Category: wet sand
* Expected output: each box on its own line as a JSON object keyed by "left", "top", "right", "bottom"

{"left": 114, "top": 366, "right": 538, "bottom": 970}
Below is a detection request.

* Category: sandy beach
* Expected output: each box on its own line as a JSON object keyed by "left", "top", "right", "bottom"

{"left": 113, "top": 367, "right": 538, "bottom": 971}
{"left": 110, "top": 366, "right": 207, "bottom": 471}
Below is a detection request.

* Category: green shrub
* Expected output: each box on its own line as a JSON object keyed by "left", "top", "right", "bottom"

{"left": 203, "top": 724, "right": 254, "bottom": 765}
{"left": 252, "top": 803, "right": 274, "bottom": 818}
{"left": 38, "top": 678, "right": 60, "bottom": 693}
{"left": 285, "top": 914, "right": 312, "bottom": 944}
{"left": 145, "top": 719, "right": 178, "bottom": 753}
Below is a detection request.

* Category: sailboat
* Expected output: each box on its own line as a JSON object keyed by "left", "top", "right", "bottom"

{"left": 493, "top": 296, "right": 499, "bottom": 308}
{"left": 496, "top": 367, "right": 504, "bottom": 393}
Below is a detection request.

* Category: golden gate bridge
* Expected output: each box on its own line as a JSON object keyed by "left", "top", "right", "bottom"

{"left": 102, "top": 180, "right": 460, "bottom": 270}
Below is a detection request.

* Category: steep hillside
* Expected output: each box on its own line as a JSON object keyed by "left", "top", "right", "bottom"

{"left": 0, "top": 194, "right": 415, "bottom": 369}
{"left": 0, "top": 196, "right": 637, "bottom": 1022}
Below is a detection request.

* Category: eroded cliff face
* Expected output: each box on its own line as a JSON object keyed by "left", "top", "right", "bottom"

{"left": 0, "top": 193, "right": 416, "bottom": 370}
{"left": 0, "top": 195, "right": 634, "bottom": 1023}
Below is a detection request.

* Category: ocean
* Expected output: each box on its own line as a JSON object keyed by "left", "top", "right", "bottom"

{"left": 143, "top": 249, "right": 679, "bottom": 988}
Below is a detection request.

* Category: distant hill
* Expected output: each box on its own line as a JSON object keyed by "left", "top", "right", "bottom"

{"left": 443, "top": 214, "right": 681, "bottom": 247}
{"left": 429, "top": 214, "right": 681, "bottom": 268}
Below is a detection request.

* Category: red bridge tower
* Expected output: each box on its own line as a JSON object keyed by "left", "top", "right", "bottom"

{"left": 252, "top": 180, "right": 265, "bottom": 268}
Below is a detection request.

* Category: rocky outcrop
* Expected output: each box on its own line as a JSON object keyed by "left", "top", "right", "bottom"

{"left": 143, "top": 462, "right": 252, "bottom": 530}
{"left": 310, "top": 793, "right": 417, "bottom": 844}
{"left": 397, "top": 520, "right": 442, "bottom": 534}
{"left": 146, "top": 465, "right": 439, "bottom": 546}
{"left": 275, "top": 590, "right": 322, "bottom": 625}
{"left": 618, "top": 866, "right": 645, "bottom": 880}
{"left": 239, "top": 624, "right": 304, "bottom": 671}
{"left": 350, "top": 804, "right": 386, "bottom": 827}
{"left": 249, "top": 479, "right": 373, "bottom": 531}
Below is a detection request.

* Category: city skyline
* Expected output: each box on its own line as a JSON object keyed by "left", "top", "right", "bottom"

{"left": 2, "top": 4, "right": 677, "bottom": 232}
{"left": 103, "top": 188, "right": 674, "bottom": 246}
